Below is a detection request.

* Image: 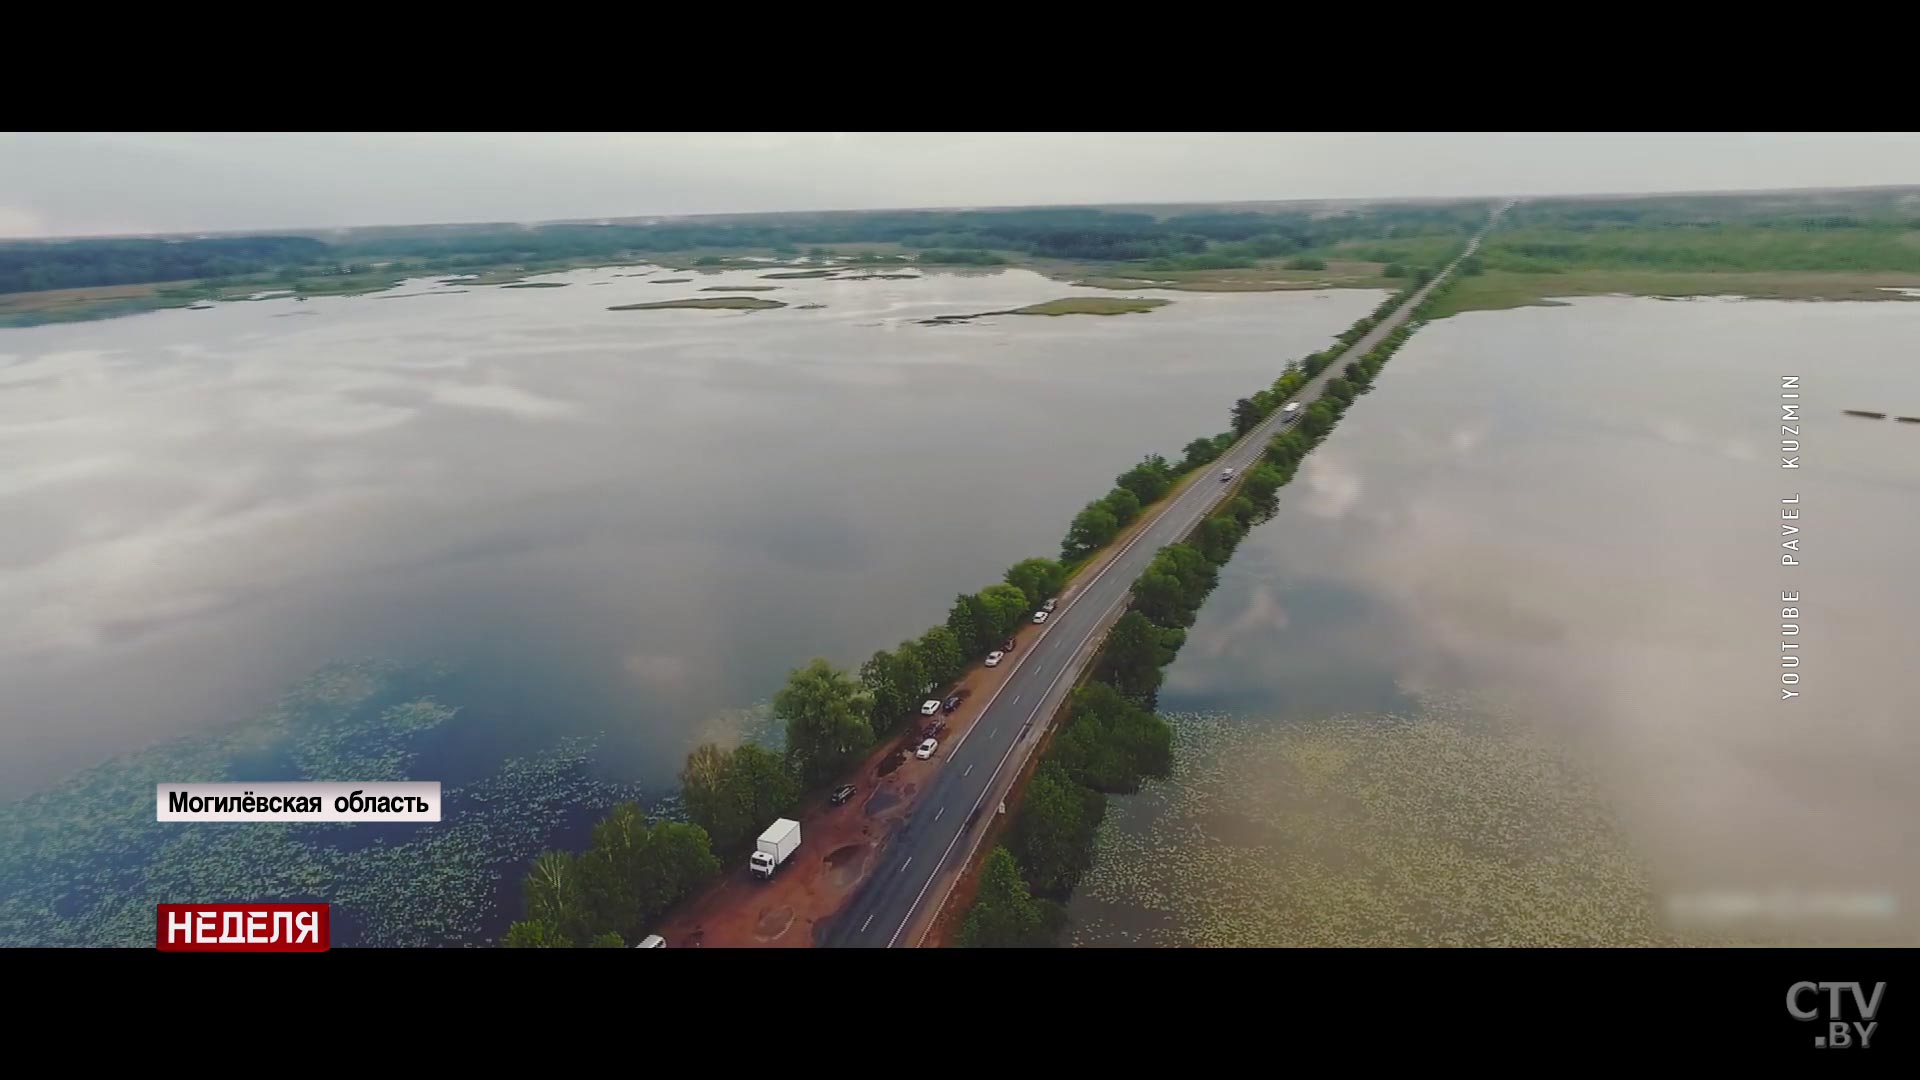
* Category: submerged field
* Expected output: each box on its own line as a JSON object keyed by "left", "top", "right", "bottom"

{"left": 1070, "top": 698, "right": 1676, "bottom": 947}
{"left": 0, "top": 660, "right": 642, "bottom": 947}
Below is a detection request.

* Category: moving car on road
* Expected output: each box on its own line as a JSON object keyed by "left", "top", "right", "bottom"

{"left": 916, "top": 738, "right": 938, "bottom": 760}
{"left": 1220, "top": 467, "right": 1234, "bottom": 481}
{"left": 1033, "top": 611, "right": 1048, "bottom": 624}
{"left": 985, "top": 650, "right": 1004, "bottom": 667}
{"left": 920, "top": 699, "right": 941, "bottom": 716}
{"left": 830, "top": 784, "right": 857, "bottom": 806}
{"left": 1281, "top": 401, "right": 1303, "bottom": 421}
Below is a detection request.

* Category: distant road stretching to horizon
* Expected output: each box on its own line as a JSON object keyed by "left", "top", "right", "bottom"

{"left": 822, "top": 202, "right": 1513, "bottom": 948}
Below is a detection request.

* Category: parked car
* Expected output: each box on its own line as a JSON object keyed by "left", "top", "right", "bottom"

{"left": 830, "top": 783, "right": 857, "bottom": 806}
{"left": 636, "top": 934, "right": 666, "bottom": 949}
{"left": 1043, "top": 598, "right": 1057, "bottom": 612}
{"left": 1002, "top": 637, "right": 1017, "bottom": 652}
{"left": 1033, "top": 611, "right": 1048, "bottom": 624}
{"left": 923, "top": 718, "right": 945, "bottom": 739}
{"left": 916, "top": 738, "right": 938, "bottom": 760}
{"left": 943, "top": 694, "right": 962, "bottom": 714}
{"left": 920, "top": 699, "right": 941, "bottom": 716}
{"left": 985, "top": 650, "right": 1004, "bottom": 667}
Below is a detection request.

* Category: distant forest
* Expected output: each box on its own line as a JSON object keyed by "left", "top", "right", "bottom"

{"left": 0, "top": 205, "right": 1487, "bottom": 295}
{"left": 0, "top": 236, "right": 331, "bottom": 294}
{"left": 13, "top": 192, "right": 1908, "bottom": 297}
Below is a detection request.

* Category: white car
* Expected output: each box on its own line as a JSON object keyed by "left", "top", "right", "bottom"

{"left": 1032, "top": 611, "right": 1048, "bottom": 624}
{"left": 1043, "top": 598, "right": 1057, "bottom": 612}
{"left": 1220, "top": 467, "right": 1234, "bottom": 482}
{"left": 985, "top": 650, "right": 1004, "bottom": 667}
{"left": 916, "top": 738, "right": 938, "bottom": 760}
{"left": 920, "top": 699, "right": 941, "bottom": 716}
{"left": 635, "top": 934, "right": 666, "bottom": 949}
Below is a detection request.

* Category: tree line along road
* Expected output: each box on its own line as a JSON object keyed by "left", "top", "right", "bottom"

{"left": 822, "top": 203, "right": 1512, "bottom": 948}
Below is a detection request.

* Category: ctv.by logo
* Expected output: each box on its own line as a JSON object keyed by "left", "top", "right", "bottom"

{"left": 1787, "top": 982, "right": 1885, "bottom": 1049}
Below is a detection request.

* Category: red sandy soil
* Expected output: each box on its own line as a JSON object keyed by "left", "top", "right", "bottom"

{"left": 650, "top": 474, "right": 1201, "bottom": 948}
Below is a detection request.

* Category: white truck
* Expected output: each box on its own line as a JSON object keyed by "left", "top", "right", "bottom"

{"left": 749, "top": 818, "right": 802, "bottom": 879}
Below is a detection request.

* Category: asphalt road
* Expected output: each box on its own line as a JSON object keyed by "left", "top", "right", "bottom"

{"left": 822, "top": 206, "right": 1509, "bottom": 948}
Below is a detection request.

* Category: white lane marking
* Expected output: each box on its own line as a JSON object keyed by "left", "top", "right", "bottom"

{"left": 988, "top": 729, "right": 997, "bottom": 740}
{"left": 861, "top": 914, "right": 874, "bottom": 933}
{"left": 1012, "top": 695, "right": 1021, "bottom": 705}
{"left": 934, "top": 806, "right": 945, "bottom": 822}
{"left": 963, "top": 765, "right": 973, "bottom": 777}
{"left": 900, "top": 857, "right": 912, "bottom": 873}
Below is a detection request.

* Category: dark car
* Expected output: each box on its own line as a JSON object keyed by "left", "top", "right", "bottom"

{"left": 943, "top": 694, "right": 962, "bottom": 714}
{"left": 923, "top": 718, "right": 946, "bottom": 739}
{"left": 829, "top": 783, "right": 856, "bottom": 806}
{"left": 1002, "top": 638, "right": 1016, "bottom": 652}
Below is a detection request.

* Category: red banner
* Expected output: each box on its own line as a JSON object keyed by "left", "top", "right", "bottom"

{"left": 156, "top": 904, "right": 331, "bottom": 952}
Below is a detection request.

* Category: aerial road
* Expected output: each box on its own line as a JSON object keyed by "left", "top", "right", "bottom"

{"left": 823, "top": 203, "right": 1512, "bottom": 948}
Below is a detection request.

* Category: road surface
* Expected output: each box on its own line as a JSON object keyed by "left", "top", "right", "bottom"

{"left": 822, "top": 204, "right": 1509, "bottom": 948}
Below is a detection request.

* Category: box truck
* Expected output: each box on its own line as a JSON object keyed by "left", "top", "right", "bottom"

{"left": 750, "top": 818, "right": 802, "bottom": 879}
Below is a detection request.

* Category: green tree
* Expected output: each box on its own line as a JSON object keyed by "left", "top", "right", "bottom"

{"left": 1181, "top": 436, "right": 1221, "bottom": 469}
{"left": 776, "top": 659, "right": 874, "bottom": 785}
{"left": 503, "top": 919, "right": 573, "bottom": 948}
{"left": 1100, "top": 486, "right": 1142, "bottom": 527}
{"left": 893, "top": 638, "right": 930, "bottom": 701}
{"left": 1192, "top": 514, "right": 1247, "bottom": 566}
{"left": 1299, "top": 400, "right": 1336, "bottom": 440}
{"left": 522, "top": 850, "right": 590, "bottom": 944}
{"left": 727, "top": 745, "right": 799, "bottom": 834}
{"left": 1052, "top": 683, "right": 1173, "bottom": 794}
{"left": 917, "top": 626, "right": 965, "bottom": 690}
{"left": 1115, "top": 455, "right": 1174, "bottom": 504}
{"left": 1004, "top": 557, "right": 1066, "bottom": 610}
{"left": 640, "top": 821, "right": 722, "bottom": 917}
{"left": 680, "top": 742, "right": 744, "bottom": 849}
{"left": 958, "top": 847, "right": 1061, "bottom": 948}
{"left": 1284, "top": 256, "right": 1327, "bottom": 270}
{"left": 1062, "top": 502, "right": 1119, "bottom": 561}
{"left": 679, "top": 743, "right": 795, "bottom": 852}
{"left": 1010, "top": 762, "right": 1105, "bottom": 898}
{"left": 947, "top": 594, "right": 988, "bottom": 661}
{"left": 589, "top": 932, "right": 627, "bottom": 948}
{"left": 1131, "top": 543, "right": 1217, "bottom": 628}
{"left": 1241, "top": 463, "right": 1287, "bottom": 518}
{"left": 1382, "top": 262, "right": 1408, "bottom": 278}
{"left": 1098, "top": 611, "right": 1182, "bottom": 704}
{"left": 1231, "top": 397, "right": 1263, "bottom": 434}
{"left": 861, "top": 647, "right": 921, "bottom": 733}
{"left": 978, "top": 583, "right": 1032, "bottom": 640}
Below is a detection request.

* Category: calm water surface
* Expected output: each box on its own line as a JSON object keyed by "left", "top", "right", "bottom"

{"left": 0, "top": 266, "right": 1379, "bottom": 795}
{"left": 1070, "top": 296, "right": 1920, "bottom": 946}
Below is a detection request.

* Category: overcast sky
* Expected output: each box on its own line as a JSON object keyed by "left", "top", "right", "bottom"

{"left": 3, "top": 132, "right": 1918, "bottom": 239}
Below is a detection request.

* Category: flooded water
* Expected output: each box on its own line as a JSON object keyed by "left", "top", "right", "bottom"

{"left": 1070, "top": 296, "right": 1920, "bottom": 947}
{"left": 0, "top": 266, "right": 1376, "bottom": 796}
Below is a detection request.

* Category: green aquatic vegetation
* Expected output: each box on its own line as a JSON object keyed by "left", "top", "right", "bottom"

{"left": 0, "top": 660, "right": 638, "bottom": 947}
{"left": 1070, "top": 694, "right": 1677, "bottom": 947}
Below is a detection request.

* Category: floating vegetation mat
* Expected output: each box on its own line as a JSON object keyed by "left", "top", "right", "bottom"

{"left": 0, "top": 660, "right": 637, "bottom": 947}
{"left": 1068, "top": 694, "right": 1678, "bottom": 946}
